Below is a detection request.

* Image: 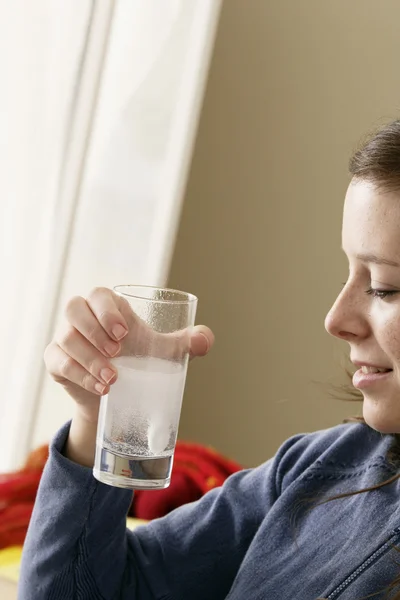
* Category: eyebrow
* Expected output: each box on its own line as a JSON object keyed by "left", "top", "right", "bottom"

{"left": 355, "top": 252, "right": 400, "bottom": 268}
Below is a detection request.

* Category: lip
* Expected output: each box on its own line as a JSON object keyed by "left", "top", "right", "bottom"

{"left": 351, "top": 360, "right": 392, "bottom": 369}
{"left": 352, "top": 368, "right": 392, "bottom": 389}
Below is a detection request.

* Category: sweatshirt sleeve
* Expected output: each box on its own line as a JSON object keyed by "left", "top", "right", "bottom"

{"left": 18, "top": 421, "right": 298, "bottom": 600}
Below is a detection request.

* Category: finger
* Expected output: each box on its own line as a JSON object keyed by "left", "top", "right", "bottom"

{"left": 189, "top": 325, "right": 215, "bottom": 359}
{"left": 86, "top": 287, "right": 129, "bottom": 342}
{"left": 66, "top": 295, "right": 121, "bottom": 358}
{"left": 155, "top": 325, "right": 215, "bottom": 361}
{"left": 44, "top": 342, "right": 109, "bottom": 396}
{"left": 56, "top": 325, "right": 117, "bottom": 386}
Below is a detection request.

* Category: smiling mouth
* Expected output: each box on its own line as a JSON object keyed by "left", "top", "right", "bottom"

{"left": 352, "top": 367, "right": 393, "bottom": 390}
{"left": 360, "top": 366, "right": 393, "bottom": 374}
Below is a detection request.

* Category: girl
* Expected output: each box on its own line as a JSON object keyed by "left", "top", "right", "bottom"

{"left": 19, "top": 120, "right": 400, "bottom": 599}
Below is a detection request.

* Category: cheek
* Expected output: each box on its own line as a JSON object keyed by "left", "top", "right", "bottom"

{"left": 375, "top": 313, "right": 400, "bottom": 361}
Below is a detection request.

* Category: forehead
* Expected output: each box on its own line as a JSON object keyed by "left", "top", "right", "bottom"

{"left": 343, "top": 181, "right": 400, "bottom": 259}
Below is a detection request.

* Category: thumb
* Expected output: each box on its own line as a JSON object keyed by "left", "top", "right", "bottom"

{"left": 189, "top": 325, "right": 215, "bottom": 359}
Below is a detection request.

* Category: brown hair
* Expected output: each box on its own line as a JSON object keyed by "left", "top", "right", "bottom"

{"left": 310, "top": 120, "right": 400, "bottom": 600}
{"left": 349, "top": 119, "right": 400, "bottom": 192}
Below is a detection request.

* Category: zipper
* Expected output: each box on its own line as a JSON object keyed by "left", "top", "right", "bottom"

{"left": 326, "top": 527, "right": 400, "bottom": 599}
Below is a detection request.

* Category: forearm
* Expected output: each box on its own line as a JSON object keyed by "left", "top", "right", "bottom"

{"left": 18, "top": 422, "right": 134, "bottom": 600}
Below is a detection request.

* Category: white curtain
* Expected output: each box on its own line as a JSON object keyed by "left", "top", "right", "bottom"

{"left": 0, "top": 0, "right": 95, "bottom": 472}
{"left": 0, "top": 0, "right": 222, "bottom": 471}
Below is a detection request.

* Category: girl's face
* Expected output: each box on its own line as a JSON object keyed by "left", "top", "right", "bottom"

{"left": 325, "top": 180, "right": 400, "bottom": 433}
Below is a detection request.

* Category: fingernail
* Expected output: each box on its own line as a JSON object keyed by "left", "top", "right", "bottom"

{"left": 100, "top": 368, "right": 115, "bottom": 384}
{"left": 199, "top": 332, "right": 210, "bottom": 353}
{"left": 95, "top": 382, "right": 106, "bottom": 395}
{"left": 104, "top": 341, "right": 120, "bottom": 357}
{"left": 112, "top": 324, "right": 128, "bottom": 340}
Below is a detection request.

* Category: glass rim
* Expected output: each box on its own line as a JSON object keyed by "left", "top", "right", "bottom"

{"left": 113, "top": 284, "right": 198, "bottom": 305}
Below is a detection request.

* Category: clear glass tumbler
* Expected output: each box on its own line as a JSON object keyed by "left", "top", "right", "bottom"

{"left": 93, "top": 285, "right": 198, "bottom": 490}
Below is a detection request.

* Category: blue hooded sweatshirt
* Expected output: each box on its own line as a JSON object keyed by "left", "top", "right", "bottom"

{"left": 18, "top": 420, "right": 400, "bottom": 599}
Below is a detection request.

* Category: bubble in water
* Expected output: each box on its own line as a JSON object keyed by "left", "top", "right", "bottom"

{"left": 103, "top": 356, "right": 184, "bottom": 457}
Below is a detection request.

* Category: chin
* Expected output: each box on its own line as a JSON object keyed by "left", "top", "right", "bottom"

{"left": 362, "top": 396, "right": 400, "bottom": 434}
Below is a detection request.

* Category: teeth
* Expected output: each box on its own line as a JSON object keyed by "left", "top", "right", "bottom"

{"left": 361, "top": 366, "right": 389, "bottom": 374}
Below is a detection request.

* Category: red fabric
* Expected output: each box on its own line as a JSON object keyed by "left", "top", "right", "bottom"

{"left": 0, "top": 440, "right": 242, "bottom": 548}
{"left": 0, "top": 503, "right": 34, "bottom": 548}
{"left": 132, "top": 442, "right": 243, "bottom": 520}
{"left": 0, "top": 453, "right": 46, "bottom": 549}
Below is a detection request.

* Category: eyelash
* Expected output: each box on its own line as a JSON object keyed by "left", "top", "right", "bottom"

{"left": 365, "top": 287, "right": 398, "bottom": 300}
{"left": 341, "top": 283, "right": 398, "bottom": 300}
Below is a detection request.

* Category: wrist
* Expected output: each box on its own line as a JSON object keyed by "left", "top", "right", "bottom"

{"left": 64, "top": 411, "right": 98, "bottom": 468}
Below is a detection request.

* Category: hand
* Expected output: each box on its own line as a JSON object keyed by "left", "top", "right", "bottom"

{"left": 44, "top": 287, "right": 214, "bottom": 425}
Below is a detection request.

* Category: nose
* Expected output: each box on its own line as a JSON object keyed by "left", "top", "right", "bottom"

{"left": 325, "top": 282, "right": 370, "bottom": 342}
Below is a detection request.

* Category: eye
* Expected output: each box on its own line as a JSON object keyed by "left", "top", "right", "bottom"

{"left": 365, "top": 288, "right": 398, "bottom": 300}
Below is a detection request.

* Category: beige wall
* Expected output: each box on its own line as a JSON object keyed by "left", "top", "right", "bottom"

{"left": 168, "top": 0, "right": 400, "bottom": 467}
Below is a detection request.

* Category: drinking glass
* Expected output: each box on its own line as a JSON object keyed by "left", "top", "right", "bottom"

{"left": 93, "top": 285, "right": 197, "bottom": 490}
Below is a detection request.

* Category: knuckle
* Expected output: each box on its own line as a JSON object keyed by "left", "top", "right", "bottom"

{"left": 43, "top": 342, "right": 56, "bottom": 370}
{"left": 97, "top": 309, "right": 113, "bottom": 324}
{"left": 119, "top": 295, "right": 131, "bottom": 312}
{"left": 86, "top": 358, "right": 98, "bottom": 376}
{"left": 60, "top": 356, "right": 74, "bottom": 378}
{"left": 114, "top": 292, "right": 130, "bottom": 309}
{"left": 86, "top": 321, "right": 101, "bottom": 342}
{"left": 43, "top": 343, "right": 52, "bottom": 365}
{"left": 87, "top": 286, "right": 109, "bottom": 303}
{"left": 58, "top": 326, "right": 76, "bottom": 349}
{"left": 65, "top": 295, "right": 84, "bottom": 319}
{"left": 81, "top": 371, "right": 94, "bottom": 391}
